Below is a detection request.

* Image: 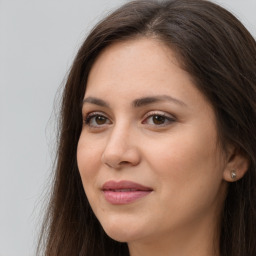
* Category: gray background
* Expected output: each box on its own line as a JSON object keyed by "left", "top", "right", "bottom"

{"left": 0, "top": 1, "right": 255, "bottom": 255}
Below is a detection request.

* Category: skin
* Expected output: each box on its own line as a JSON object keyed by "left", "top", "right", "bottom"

{"left": 77, "top": 38, "right": 247, "bottom": 256}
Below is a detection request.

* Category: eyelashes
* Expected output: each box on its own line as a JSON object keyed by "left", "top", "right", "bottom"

{"left": 142, "top": 111, "right": 176, "bottom": 126}
{"left": 84, "top": 112, "right": 111, "bottom": 127}
{"left": 83, "top": 111, "right": 176, "bottom": 129}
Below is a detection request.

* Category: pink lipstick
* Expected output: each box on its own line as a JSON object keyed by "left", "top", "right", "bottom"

{"left": 102, "top": 180, "right": 153, "bottom": 205}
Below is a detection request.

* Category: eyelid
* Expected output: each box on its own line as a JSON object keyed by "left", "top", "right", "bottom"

{"left": 83, "top": 110, "right": 109, "bottom": 119}
{"left": 83, "top": 111, "right": 112, "bottom": 127}
{"left": 143, "top": 110, "right": 176, "bottom": 120}
{"left": 142, "top": 110, "right": 176, "bottom": 126}
{"left": 84, "top": 111, "right": 106, "bottom": 118}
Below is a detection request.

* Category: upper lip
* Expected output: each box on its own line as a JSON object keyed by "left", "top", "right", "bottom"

{"left": 102, "top": 180, "right": 153, "bottom": 191}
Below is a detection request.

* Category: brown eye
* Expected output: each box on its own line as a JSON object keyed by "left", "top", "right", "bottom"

{"left": 142, "top": 112, "right": 176, "bottom": 127}
{"left": 95, "top": 116, "right": 107, "bottom": 125}
{"left": 152, "top": 115, "right": 166, "bottom": 125}
{"left": 84, "top": 113, "right": 111, "bottom": 127}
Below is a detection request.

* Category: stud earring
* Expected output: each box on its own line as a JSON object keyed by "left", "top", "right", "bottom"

{"left": 231, "top": 170, "right": 237, "bottom": 180}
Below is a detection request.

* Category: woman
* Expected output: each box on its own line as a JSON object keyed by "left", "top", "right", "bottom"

{"left": 37, "top": 0, "right": 256, "bottom": 255}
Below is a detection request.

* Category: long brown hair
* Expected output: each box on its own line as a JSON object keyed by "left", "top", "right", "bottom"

{"left": 37, "top": 0, "right": 256, "bottom": 255}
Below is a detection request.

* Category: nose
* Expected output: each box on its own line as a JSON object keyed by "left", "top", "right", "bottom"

{"left": 101, "top": 125, "right": 141, "bottom": 169}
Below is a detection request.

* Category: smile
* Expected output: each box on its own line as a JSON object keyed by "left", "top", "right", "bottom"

{"left": 102, "top": 180, "right": 153, "bottom": 205}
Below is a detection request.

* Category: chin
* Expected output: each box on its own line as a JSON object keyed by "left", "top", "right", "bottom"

{"left": 105, "top": 231, "right": 130, "bottom": 243}
{"left": 102, "top": 223, "right": 135, "bottom": 242}
{"left": 99, "top": 216, "right": 145, "bottom": 243}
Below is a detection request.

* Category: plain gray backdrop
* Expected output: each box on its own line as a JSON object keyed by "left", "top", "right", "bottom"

{"left": 0, "top": 0, "right": 255, "bottom": 255}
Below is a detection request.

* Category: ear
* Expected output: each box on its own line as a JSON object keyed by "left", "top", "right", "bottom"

{"left": 223, "top": 146, "right": 250, "bottom": 182}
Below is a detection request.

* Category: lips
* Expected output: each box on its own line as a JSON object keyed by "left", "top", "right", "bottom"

{"left": 102, "top": 180, "right": 153, "bottom": 205}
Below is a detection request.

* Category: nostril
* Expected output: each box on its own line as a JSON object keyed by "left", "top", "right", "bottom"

{"left": 120, "top": 161, "right": 130, "bottom": 165}
{"left": 101, "top": 147, "right": 141, "bottom": 169}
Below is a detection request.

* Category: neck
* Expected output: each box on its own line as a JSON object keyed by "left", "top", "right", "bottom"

{"left": 128, "top": 214, "right": 221, "bottom": 256}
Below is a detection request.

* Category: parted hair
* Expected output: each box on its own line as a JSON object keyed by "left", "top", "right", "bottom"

{"left": 37, "top": 0, "right": 256, "bottom": 255}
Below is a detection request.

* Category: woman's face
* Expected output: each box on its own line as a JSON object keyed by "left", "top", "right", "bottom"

{"left": 77, "top": 38, "right": 229, "bottom": 245}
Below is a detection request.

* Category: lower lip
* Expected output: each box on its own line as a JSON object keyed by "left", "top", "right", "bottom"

{"left": 103, "top": 190, "right": 152, "bottom": 205}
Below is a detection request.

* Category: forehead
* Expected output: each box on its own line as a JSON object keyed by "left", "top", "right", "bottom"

{"left": 86, "top": 38, "right": 191, "bottom": 96}
{"left": 88, "top": 38, "right": 179, "bottom": 76}
{"left": 85, "top": 38, "right": 210, "bottom": 113}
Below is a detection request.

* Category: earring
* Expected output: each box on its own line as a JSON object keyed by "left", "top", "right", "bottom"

{"left": 231, "top": 170, "right": 237, "bottom": 180}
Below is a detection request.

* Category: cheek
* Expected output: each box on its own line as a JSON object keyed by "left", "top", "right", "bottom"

{"left": 77, "top": 134, "right": 106, "bottom": 217}
{"left": 77, "top": 135, "right": 103, "bottom": 184}
{"left": 141, "top": 132, "right": 226, "bottom": 229}
{"left": 142, "top": 126, "right": 224, "bottom": 199}
{"left": 145, "top": 133, "right": 218, "bottom": 174}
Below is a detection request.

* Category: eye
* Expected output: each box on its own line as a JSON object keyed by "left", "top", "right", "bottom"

{"left": 142, "top": 112, "right": 175, "bottom": 127}
{"left": 84, "top": 112, "right": 111, "bottom": 127}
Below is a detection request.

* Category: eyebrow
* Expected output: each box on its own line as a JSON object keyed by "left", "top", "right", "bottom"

{"left": 82, "top": 95, "right": 187, "bottom": 108}
{"left": 82, "top": 97, "right": 110, "bottom": 107}
{"left": 133, "top": 95, "right": 187, "bottom": 107}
